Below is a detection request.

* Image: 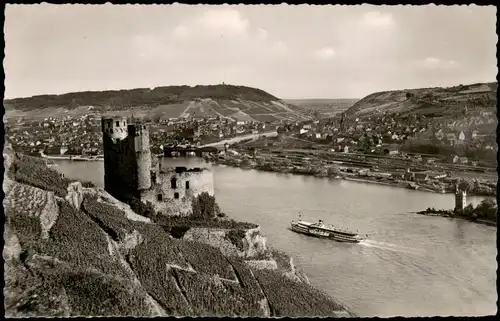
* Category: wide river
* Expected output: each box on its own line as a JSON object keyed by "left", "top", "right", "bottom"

{"left": 53, "top": 159, "right": 497, "bottom": 317}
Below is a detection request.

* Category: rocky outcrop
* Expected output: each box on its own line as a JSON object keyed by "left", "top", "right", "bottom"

{"left": 118, "top": 229, "right": 144, "bottom": 251}
{"left": 4, "top": 181, "right": 60, "bottom": 239}
{"left": 3, "top": 225, "right": 22, "bottom": 261}
{"left": 245, "top": 259, "right": 278, "bottom": 270}
{"left": 182, "top": 226, "right": 267, "bottom": 258}
{"left": 39, "top": 191, "right": 59, "bottom": 239}
{"left": 65, "top": 181, "right": 83, "bottom": 209}
{"left": 83, "top": 187, "right": 151, "bottom": 223}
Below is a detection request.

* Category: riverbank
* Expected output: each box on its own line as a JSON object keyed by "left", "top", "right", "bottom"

{"left": 414, "top": 208, "right": 497, "bottom": 227}
{"left": 343, "top": 177, "right": 440, "bottom": 193}
{"left": 208, "top": 156, "right": 494, "bottom": 197}
{"left": 41, "top": 154, "right": 104, "bottom": 161}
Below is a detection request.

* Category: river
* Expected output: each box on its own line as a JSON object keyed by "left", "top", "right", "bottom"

{"left": 52, "top": 159, "right": 497, "bottom": 317}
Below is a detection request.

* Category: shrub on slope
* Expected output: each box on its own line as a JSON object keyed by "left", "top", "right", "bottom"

{"left": 82, "top": 195, "right": 136, "bottom": 242}
{"left": 176, "top": 240, "right": 234, "bottom": 279}
{"left": 226, "top": 257, "right": 268, "bottom": 308}
{"left": 10, "top": 154, "right": 72, "bottom": 197}
{"left": 252, "top": 268, "right": 344, "bottom": 317}
{"left": 127, "top": 223, "right": 191, "bottom": 315}
{"left": 5, "top": 205, "right": 44, "bottom": 255}
{"left": 7, "top": 259, "right": 151, "bottom": 317}
{"left": 43, "top": 200, "right": 129, "bottom": 278}
{"left": 174, "top": 269, "right": 264, "bottom": 317}
{"left": 58, "top": 268, "right": 151, "bottom": 316}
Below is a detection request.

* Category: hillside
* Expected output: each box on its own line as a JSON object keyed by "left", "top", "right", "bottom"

{"left": 3, "top": 85, "right": 311, "bottom": 123}
{"left": 284, "top": 99, "right": 359, "bottom": 118}
{"left": 345, "top": 82, "right": 497, "bottom": 119}
{"left": 3, "top": 146, "right": 351, "bottom": 317}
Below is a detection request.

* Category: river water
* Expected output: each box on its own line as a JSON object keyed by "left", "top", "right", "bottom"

{"left": 53, "top": 159, "right": 497, "bottom": 317}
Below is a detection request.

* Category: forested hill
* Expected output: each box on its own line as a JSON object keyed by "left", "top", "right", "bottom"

{"left": 4, "top": 85, "right": 279, "bottom": 110}
{"left": 3, "top": 84, "right": 311, "bottom": 123}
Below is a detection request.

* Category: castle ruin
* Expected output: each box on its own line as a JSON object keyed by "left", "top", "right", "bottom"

{"left": 101, "top": 117, "right": 215, "bottom": 216}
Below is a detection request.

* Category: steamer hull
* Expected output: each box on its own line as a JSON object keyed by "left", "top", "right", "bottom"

{"left": 290, "top": 220, "right": 363, "bottom": 243}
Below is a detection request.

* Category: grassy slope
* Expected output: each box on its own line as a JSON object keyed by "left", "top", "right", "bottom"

{"left": 3, "top": 84, "right": 309, "bottom": 122}
{"left": 4, "top": 151, "right": 348, "bottom": 317}
{"left": 345, "top": 82, "right": 497, "bottom": 118}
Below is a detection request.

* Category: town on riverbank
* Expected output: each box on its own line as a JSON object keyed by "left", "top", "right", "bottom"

{"left": 203, "top": 134, "right": 496, "bottom": 197}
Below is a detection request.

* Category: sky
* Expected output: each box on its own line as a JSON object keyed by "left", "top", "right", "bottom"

{"left": 4, "top": 4, "right": 498, "bottom": 99}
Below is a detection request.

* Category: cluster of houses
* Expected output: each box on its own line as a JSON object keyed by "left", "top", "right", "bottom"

{"left": 275, "top": 109, "right": 496, "bottom": 166}
{"left": 5, "top": 112, "right": 277, "bottom": 157}
{"left": 6, "top": 114, "right": 103, "bottom": 156}
{"left": 150, "top": 116, "right": 273, "bottom": 147}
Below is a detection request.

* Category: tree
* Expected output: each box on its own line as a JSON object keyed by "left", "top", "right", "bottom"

{"left": 240, "top": 158, "right": 252, "bottom": 167}
{"left": 474, "top": 198, "right": 497, "bottom": 220}
{"left": 462, "top": 203, "right": 475, "bottom": 217}
{"left": 128, "top": 198, "right": 156, "bottom": 219}
{"left": 191, "top": 192, "right": 220, "bottom": 220}
{"left": 327, "top": 165, "right": 341, "bottom": 177}
{"left": 457, "top": 179, "right": 474, "bottom": 192}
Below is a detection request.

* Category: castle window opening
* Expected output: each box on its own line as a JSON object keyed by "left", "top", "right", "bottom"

{"left": 116, "top": 121, "right": 119, "bottom": 126}
{"left": 185, "top": 181, "right": 190, "bottom": 190}
{"left": 157, "top": 194, "right": 163, "bottom": 201}
{"left": 171, "top": 177, "right": 177, "bottom": 189}
{"left": 174, "top": 192, "right": 179, "bottom": 199}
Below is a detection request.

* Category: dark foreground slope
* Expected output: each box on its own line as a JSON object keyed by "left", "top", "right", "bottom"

{"left": 3, "top": 84, "right": 310, "bottom": 123}
{"left": 3, "top": 148, "right": 351, "bottom": 317}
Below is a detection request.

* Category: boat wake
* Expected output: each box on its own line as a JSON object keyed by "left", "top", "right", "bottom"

{"left": 359, "top": 239, "right": 426, "bottom": 256}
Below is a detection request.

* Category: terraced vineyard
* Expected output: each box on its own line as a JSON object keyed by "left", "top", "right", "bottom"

{"left": 4, "top": 149, "right": 351, "bottom": 317}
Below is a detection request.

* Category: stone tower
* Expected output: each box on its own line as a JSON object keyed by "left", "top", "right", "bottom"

{"left": 101, "top": 117, "right": 152, "bottom": 202}
{"left": 454, "top": 185, "right": 467, "bottom": 212}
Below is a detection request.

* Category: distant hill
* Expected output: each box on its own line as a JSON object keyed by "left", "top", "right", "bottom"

{"left": 284, "top": 99, "right": 359, "bottom": 118}
{"left": 344, "top": 82, "right": 497, "bottom": 119}
{"left": 3, "top": 85, "right": 311, "bottom": 123}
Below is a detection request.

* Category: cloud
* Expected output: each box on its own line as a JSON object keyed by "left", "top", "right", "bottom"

{"left": 362, "top": 11, "right": 395, "bottom": 27}
{"left": 173, "top": 24, "right": 190, "bottom": 38}
{"left": 422, "top": 57, "right": 460, "bottom": 69}
{"left": 195, "top": 8, "right": 249, "bottom": 37}
{"left": 271, "top": 41, "right": 288, "bottom": 56}
{"left": 256, "top": 28, "right": 268, "bottom": 40}
{"left": 131, "top": 34, "right": 169, "bottom": 58}
{"left": 133, "top": 8, "right": 286, "bottom": 63}
{"left": 170, "top": 8, "right": 252, "bottom": 41}
{"left": 314, "top": 47, "right": 336, "bottom": 60}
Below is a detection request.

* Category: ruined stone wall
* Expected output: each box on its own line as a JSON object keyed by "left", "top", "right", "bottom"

{"left": 142, "top": 167, "right": 215, "bottom": 216}
{"left": 182, "top": 226, "right": 267, "bottom": 258}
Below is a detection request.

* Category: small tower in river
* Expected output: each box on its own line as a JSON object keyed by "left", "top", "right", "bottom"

{"left": 454, "top": 185, "right": 467, "bottom": 212}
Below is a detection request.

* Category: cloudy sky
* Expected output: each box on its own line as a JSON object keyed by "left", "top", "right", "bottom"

{"left": 4, "top": 4, "right": 497, "bottom": 99}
